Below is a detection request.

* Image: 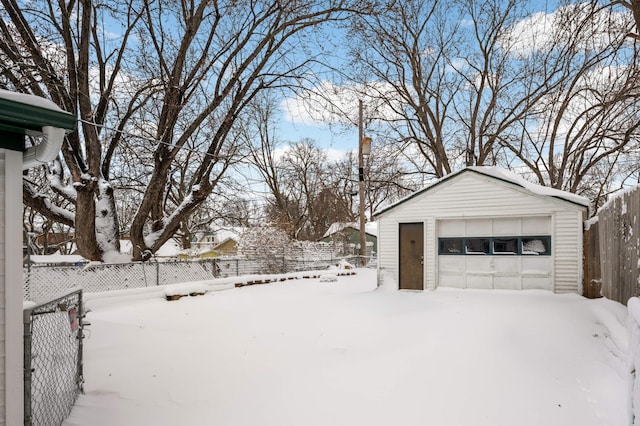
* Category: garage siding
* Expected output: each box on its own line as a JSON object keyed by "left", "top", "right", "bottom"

{"left": 553, "top": 211, "right": 583, "bottom": 293}
{"left": 376, "top": 173, "right": 586, "bottom": 293}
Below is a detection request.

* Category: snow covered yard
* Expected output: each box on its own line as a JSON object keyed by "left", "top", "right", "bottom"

{"left": 63, "top": 268, "right": 628, "bottom": 426}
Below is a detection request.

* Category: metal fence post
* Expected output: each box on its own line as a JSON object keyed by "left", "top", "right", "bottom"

{"left": 23, "top": 308, "right": 33, "bottom": 426}
{"left": 77, "top": 290, "right": 85, "bottom": 393}
{"left": 213, "top": 259, "right": 219, "bottom": 278}
{"left": 156, "top": 261, "right": 160, "bottom": 286}
{"left": 25, "top": 257, "right": 31, "bottom": 301}
{"left": 141, "top": 261, "right": 148, "bottom": 287}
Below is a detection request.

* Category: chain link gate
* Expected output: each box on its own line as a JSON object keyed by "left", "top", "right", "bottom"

{"left": 24, "top": 289, "right": 85, "bottom": 426}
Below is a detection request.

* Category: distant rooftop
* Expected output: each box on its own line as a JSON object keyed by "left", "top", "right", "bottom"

{"left": 323, "top": 222, "right": 378, "bottom": 239}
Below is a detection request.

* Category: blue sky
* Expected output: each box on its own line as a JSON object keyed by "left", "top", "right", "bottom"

{"left": 274, "top": 0, "right": 565, "bottom": 153}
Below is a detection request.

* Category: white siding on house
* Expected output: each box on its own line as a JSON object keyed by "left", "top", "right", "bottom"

{"left": 0, "top": 152, "right": 6, "bottom": 424}
{"left": 376, "top": 172, "right": 587, "bottom": 293}
{"left": 0, "top": 150, "right": 23, "bottom": 426}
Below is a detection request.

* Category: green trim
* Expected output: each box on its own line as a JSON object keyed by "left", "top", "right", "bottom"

{"left": 0, "top": 131, "right": 25, "bottom": 151}
{"left": 0, "top": 97, "right": 75, "bottom": 133}
{"left": 438, "top": 235, "right": 552, "bottom": 256}
{"left": 0, "top": 122, "right": 29, "bottom": 136}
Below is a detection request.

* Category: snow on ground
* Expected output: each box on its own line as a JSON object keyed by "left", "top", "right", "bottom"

{"left": 63, "top": 268, "right": 628, "bottom": 426}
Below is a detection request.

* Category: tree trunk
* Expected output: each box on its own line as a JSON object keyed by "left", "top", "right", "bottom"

{"left": 74, "top": 185, "right": 102, "bottom": 261}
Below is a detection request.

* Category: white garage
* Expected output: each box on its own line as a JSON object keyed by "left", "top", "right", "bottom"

{"left": 374, "top": 167, "right": 589, "bottom": 293}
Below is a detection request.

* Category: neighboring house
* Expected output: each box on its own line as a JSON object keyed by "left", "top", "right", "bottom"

{"left": 191, "top": 231, "right": 217, "bottom": 249}
{"left": 320, "top": 222, "right": 378, "bottom": 256}
{"left": 0, "top": 90, "right": 75, "bottom": 425}
{"left": 180, "top": 228, "right": 241, "bottom": 259}
{"left": 210, "top": 237, "right": 238, "bottom": 256}
{"left": 374, "top": 166, "right": 589, "bottom": 293}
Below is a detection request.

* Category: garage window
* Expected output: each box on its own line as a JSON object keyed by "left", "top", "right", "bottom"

{"left": 465, "top": 238, "right": 490, "bottom": 254}
{"left": 493, "top": 238, "right": 518, "bottom": 254}
{"left": 439, "top": 238, "right": 463, "bottom": 254}
{"left": 521, "top": 237, "right": 551, "bottom": 255}
{"left": 439, "top": 236, "right": 551, "bottom": 256}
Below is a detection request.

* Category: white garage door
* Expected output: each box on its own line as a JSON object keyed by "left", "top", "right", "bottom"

{"left": 437, "top": 217, "right": 553, "bottom": 290}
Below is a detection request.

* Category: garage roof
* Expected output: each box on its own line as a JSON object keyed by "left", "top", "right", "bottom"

{"left": 374, "top": 166, "right": 590, "bottom": 217}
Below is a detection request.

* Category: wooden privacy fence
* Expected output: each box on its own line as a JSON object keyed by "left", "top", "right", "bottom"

{"left": 584, "top": 185, "right": 640, "bottom": 305}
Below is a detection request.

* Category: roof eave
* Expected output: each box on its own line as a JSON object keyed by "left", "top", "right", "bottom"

{"left": 0, "top": 97, "right": 76, "bottom": 134}
{"left": 373, "top": 168, "right": 590, "bottom": 218}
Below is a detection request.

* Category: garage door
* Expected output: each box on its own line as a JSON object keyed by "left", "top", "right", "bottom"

{"left": 437, "top": 217, "right": 552, "bottom": 290}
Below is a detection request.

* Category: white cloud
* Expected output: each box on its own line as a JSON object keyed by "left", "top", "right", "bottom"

{"left": 502, "top": 10, "right": 555, "bottom": 56}
{"left": 501, "top": 4, "right": 632, "bottom": 57}
{"left": 539, "top": 63, "right": 634, "bottom": 131}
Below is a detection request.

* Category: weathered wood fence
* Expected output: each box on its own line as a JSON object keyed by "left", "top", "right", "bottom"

{"left": 584, "top": 185, "right": 640, "bottom": 305}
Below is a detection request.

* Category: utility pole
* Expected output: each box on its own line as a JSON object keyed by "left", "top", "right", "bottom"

{"left": 358, "top": 100, "right": 366, "bottom": 266}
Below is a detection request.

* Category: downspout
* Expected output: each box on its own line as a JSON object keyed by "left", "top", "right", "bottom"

{"left": 22, "top": 126, "right": 66, "bottom": 170}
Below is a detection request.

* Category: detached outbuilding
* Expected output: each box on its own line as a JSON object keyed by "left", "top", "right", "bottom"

{"left": 374, "top": 167, "right": 589, "bottom": 293}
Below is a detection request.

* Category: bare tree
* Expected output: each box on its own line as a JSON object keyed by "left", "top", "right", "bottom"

{"left": 323, "top": 152, "right": 359, "bottom": 222}
{"left": 615, "top": 0, "right": 640, "bottom": 38}
{"left": 496, "top": 2, "right": 640, "bottom": 200}
{"left": 240, "top": 94, "right": 294, "bottom": 232}
{"left": 0, "top": 0, "right": 369, "bottom": 261}
{"left": 241, "top": 94, "right": 359, "bottom": 240}
{"left": 259, "top": 139, "right": 332, "bottom": 240}
{"left": 242, "top": 91, "right": 417, "bottom": 233}
{"left": 362, "top": 143, "right": 418, "bottom": 218}
{"left": 348, "top": 0, "right": 585, "bottom": 175}
{"left": 348, "top": 1, "right": 463, "bottom": 179}
{"left": 348, "top": 0, "right": 640, "bottom": 201}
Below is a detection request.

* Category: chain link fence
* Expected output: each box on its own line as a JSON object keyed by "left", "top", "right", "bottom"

{"left": 24, "top": 260, "right": 220, "bottom": 303}
{"left": 24, "top": 254, "right": 372, "bottom": 304}
{"left": 24, "top": 289, "right": 84, "bottom": 426}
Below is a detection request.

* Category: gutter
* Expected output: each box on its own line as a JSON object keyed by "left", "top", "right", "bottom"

{"left": 22, "top": 126, "right": 66, "bottom": 170}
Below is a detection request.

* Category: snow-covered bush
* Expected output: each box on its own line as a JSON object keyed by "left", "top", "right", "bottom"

{"left": 238, "top": 227, "right": 290, "bottom": 274}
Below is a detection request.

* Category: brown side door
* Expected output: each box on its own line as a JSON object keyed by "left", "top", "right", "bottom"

{"left": 399, "top": 222, "right": 424, "bottom": 290}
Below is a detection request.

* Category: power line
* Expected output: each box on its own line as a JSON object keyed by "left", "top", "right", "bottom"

{"left": 76, "top": 118, "right": 232, "bottom": 161}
